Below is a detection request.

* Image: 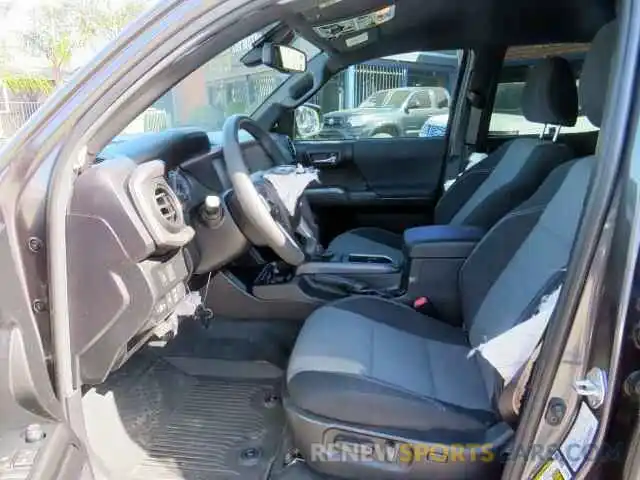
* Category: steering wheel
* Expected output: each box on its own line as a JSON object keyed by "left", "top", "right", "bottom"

{"left": 222, "top": 115, "right": 318, "bottom": 266}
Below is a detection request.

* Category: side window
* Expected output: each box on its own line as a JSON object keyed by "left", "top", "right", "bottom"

{"left": 297, "top": 50, "right": 461, "bottom": 140}
{"left": 120, "top": 30, "right": 319, "bottom": 136}
{"left": 488, "top": 43, "right": 599, "bottom": 138}
{"left": 407, "top": 91, "right": 432, "bottom": 109}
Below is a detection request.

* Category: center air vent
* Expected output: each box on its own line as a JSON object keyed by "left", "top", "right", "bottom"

{"left": 154, "top": 183, "right": 180, "bottom": 227}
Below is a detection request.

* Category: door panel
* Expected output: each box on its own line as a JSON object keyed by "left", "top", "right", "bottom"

{"left": 354, "top": 138, "right": 445, "bottom": 197}
{"left": 296, "top": 137, "right": 446, "bottom": 244}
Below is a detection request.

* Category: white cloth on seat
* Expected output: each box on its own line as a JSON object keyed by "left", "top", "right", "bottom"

{"left": 469, "top": 285, "right": 562, "bottom": 382}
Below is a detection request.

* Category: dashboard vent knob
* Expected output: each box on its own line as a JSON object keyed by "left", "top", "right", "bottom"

{"left": 154, "top": 184, "right": 180, "bottom": 227}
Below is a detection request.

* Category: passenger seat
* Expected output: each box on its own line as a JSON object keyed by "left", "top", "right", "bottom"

{"left": 327, "top": 56, "right": 579, "bottom": 265}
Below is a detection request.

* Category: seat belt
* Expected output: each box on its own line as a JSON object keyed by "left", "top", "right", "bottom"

{"left": 493, "top": 271, "right": 567, "bottom": 425}
{"left": 498, "top": 342, "right": 542, "bottom": 426}
{"left": 461, "top": 91, "right": 484, "bottom": 173}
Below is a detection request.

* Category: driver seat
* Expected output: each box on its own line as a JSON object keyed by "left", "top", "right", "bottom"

{"left": 284, "top": 21, "right": 615, "bottom": 479}
{"left": 326, "top": 55, "right": 580, "bottom": 265}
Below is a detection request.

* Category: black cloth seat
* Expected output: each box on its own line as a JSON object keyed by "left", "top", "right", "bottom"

{"left": 327, "top": 56, "right": 579, "bottom": 265}
{"left": 287, "top": 296, "right": 496, "bottom": 437}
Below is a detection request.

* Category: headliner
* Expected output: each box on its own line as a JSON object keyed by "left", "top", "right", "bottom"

{"left": 287, "top": 0, "right": 614, "bottom": 61}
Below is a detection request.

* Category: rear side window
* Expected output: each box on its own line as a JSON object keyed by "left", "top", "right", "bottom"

{"left": 488, "top": 43, "right": 599, "bottom": 137}
{"left": 295, "top": 50, "right": 462, "bottom": 140}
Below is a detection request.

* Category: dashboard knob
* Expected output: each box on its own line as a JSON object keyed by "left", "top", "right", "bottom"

{"left": 201, "top": 195, "right": 223, "bottom": 226}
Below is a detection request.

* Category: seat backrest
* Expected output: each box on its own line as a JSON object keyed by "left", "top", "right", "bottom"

{"left": 434, "top": 57, "right": 579, "bottom": 229}
{"left": 458, "top": 21, "right": 617, "bottom": 398}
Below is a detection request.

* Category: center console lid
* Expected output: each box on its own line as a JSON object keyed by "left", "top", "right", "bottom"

{"left": 404, "top": 225, "right": 486, "bottom": 258}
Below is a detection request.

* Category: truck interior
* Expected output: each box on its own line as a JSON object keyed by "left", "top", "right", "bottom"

{"left": 11, "top": 0, "right": 628, "bottom": 478}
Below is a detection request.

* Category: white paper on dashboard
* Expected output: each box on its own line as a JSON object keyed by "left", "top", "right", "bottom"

{"left": 468, "top": 286, "right": 562, "bottom": 383}
{"left": 263, "top": 164, "right": 319, "bottom": 216}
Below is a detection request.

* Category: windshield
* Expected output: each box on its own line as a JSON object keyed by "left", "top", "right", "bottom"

{"left": 359, "top": 89, "right": 410, "bottom": 108}
{"left": 120, "top": 28, "right": 318, "bottom": 136}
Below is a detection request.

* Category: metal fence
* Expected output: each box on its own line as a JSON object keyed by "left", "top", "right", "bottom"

{"left": 308, "top": 62, "right": 409, "bottom": 113}
{"left": 0, "top": 102, "right": 42, "bottom": 139}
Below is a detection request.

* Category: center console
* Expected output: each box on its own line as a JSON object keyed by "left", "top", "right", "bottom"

{"left": 205, "top": 225, "right": 485, "bottom": 322}
{"left": 205, "top": 251, "right": 403, "bottom": 320}
{"left": 400, "top": 225, "right": 485, "bottom": 322}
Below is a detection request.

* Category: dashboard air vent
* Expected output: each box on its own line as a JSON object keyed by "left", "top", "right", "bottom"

{"left": 154, "top": 184, "right": 180, "bottom": 227}
{"left": 128, "top": 161, "right": 194, "bottom": 249}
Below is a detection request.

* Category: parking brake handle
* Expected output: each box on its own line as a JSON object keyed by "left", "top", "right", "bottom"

{"left": 311, "top": 274, "right": 369, "bottom": 294}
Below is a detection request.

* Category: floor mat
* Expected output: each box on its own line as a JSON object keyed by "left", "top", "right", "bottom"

{"left": 162, "top": 319, "right": 300, "bottom": 370}
{"left": 84, "top": 353, "right": 284, "bottom": 480}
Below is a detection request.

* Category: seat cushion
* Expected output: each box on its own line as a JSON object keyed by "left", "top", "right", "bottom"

{"left": 327, "top": 227, "right": 403, "bottom": 264}
{"left": 287, "top": 296, "right": 496, "bottom": 438}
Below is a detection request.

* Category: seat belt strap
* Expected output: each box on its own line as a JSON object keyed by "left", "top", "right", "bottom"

{"left": 468, "top": 285, "right": 561, "bottom": 382}
{"left": 490, "top": 271, "right": 567, "bottom": 424}
{"left": 465, "top": 105, "right": 483, "bottom": 145}
{"left": 498, "top": 343, "right": 542, "bottom": 426}
{"left": 461, "top": 94, "right": 483, "bottom": 173}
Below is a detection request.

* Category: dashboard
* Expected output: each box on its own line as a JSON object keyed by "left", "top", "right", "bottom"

{"left": 69, "top": 128, "right": 296, "bottom": 385}
{"left": 98, "top": 128, "right": 296, "bottom": 213}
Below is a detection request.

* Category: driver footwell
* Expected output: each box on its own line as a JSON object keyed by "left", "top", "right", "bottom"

{"left": 83, "top": 350, "right": 285, "bottom": 480}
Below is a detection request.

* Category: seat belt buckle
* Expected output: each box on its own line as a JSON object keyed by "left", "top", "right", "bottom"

{"left": 413, "top": 296, "right": 428, "bottom": 309}
{"left": 413, "top": 296, "right": 440, "bottom": 317}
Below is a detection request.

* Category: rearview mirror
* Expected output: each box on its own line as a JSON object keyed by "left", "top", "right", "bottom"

{"left": 262, "top": 43, "right": 307, "bottom": 73}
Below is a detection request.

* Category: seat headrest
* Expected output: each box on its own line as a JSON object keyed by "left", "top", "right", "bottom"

{"left": 521, "top": 57, "right": 578, "bottom": 127}
{"left": 579, "top": 21, "right": 618, "bottom": 128}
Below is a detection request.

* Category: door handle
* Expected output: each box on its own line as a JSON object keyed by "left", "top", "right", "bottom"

{"left": 312, "top": 154, "right": 338, "bottom": 166}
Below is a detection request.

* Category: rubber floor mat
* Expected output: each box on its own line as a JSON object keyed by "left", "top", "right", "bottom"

{"left": 84, "top": 354, "right": 284, "bottom": 480}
